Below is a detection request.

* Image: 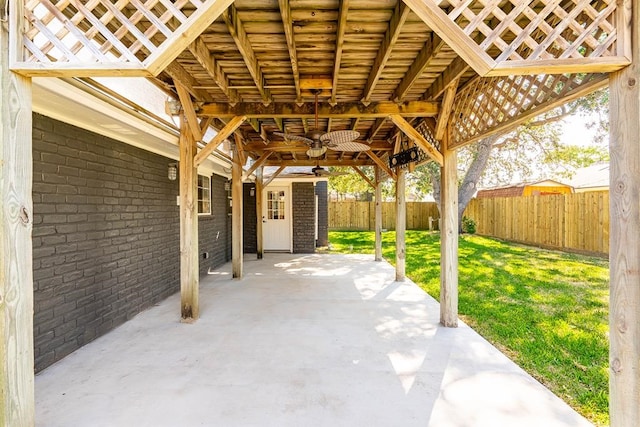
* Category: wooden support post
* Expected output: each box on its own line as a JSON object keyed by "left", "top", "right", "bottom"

{"left": 232, "top": 149, "right": 243, "bottom": 278}
{"left": 395, "top": 168, "right": 406, "bottom": 281}
{"left": 609, "top": 0, "right": 639, "bottom": 422}
{"left": 255, "top": 167, "right": 264, "bottom": 259}
{"left": 179, "top": 120, "right": 199, "bottom": 321}
{"left": 440, "top": 131, "right": 458, "bottom": 327}
{"left": 375, "top": 167, "right": 383, "bottom": 262}
{"left": 1, "top": 15, "right": 35, "bottom": 425}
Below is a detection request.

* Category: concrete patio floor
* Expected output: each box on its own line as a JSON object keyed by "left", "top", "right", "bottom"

{"left": 36, "top": 253, "right": 593, "bottom": 427}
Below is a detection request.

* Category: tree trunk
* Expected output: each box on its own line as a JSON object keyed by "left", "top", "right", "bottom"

{"left": 432, "top": 135, "right": 497, "bottom": 231}
{"left": 457, "top": 136, "right": 497, "bottom": 227}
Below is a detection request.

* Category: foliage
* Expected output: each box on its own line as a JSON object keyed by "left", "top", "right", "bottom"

{"left": 461, "top": 216, "right": 476, "bottom": 234}
{"left": 328, "top": 231, "right": 610, "bottom": 426}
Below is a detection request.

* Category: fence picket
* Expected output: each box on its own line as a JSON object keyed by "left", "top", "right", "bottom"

{"left": 328, "top": 191, "right": 609, "bottom": 256}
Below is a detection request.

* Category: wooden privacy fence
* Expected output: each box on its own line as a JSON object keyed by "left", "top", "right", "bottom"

{"left": 328, "top": 201, "right": 440, "bottom": 231}
{"left": 465, "top": 191, "right": 609, "bottom": 256}
{"left": 329, "top": 191, "right": 609, "bottom": 256}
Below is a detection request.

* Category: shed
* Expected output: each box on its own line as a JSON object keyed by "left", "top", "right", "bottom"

{"left": 476, "top": 180, "right": 574, "bottom": 198}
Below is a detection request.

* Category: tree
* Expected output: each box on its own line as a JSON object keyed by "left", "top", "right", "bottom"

{"left": 425, "top": 88, "right": 610, "bottom": 230}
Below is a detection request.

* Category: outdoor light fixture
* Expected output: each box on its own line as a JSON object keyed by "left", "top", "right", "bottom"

{"left": 306, "top": 140, "right": 327, "bottom": 158}
{"left": 168, "top": 163, "right": 178, "bottom": 181}
{"left": 250, "top": 187, "right": 255, "bottom": 197}
{"left": 165, "top": 96, "right": 181, "bottom": 116}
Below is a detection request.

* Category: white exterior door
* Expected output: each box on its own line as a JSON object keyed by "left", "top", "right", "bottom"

{"left": 263, "top": 186, "right": 292, "bottom": 251}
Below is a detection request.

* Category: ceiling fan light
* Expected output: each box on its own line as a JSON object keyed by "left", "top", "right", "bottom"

{"left": 306, "top": 146, "right": 327, "bottom": 157}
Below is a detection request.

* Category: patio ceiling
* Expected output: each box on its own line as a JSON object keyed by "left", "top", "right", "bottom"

{"left": 11, "top": 0, "right": 625, "bottom": 172}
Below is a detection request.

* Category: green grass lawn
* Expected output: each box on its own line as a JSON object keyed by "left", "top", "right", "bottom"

{"left": 328, "top": 230, "right": 610, "bottom": 426}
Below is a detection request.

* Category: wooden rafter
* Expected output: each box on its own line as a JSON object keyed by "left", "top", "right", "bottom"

{"left": 222, "top": 5, "right": 271, "bottom": 105}
{"left": 263, "top": 166, "right": 286, "bottom": 187}
{"left": 362, "top": 2, "right": 411, "bottom": 105}
{"left": 188, "top": 36, "right": 237, "bottom": 103}
{"left": 146, "top": 0, "right": 236, "bottom": 75}
{"left": 278, "top": 0, "right": 302, "bottom": 104}
{"left": 424, "top": 57, "right": 468, "bottom": 101}
{"left": 394, "top": 36, "right": 445, "bottom": 102}
{"left": 194, "top": 115, "right": 246, "bottom": 166}
{"left": 366, "top": 118, "right": 387, "bottom": 142}
{"left": 175, "top": 82, "right": 203, "bottom": 142}
{"left": 244, "top": 152, "right": 273, "bottom": 179}
{"left": 199, "top": 101, "right": 438, "bottom": 118}
{"left": 389, "top": 114, "right": 444, "bottom": 165}
{"left": 352, "top": 166, "right": 375, "bottom": 189}
{"left": 164, "top": 61, "right": 212, "bottom": 102}
{"left": 330, "top": 0, "right": 350, "bottom": 105}
{"left": 366, "top": 151, "right": 396, "bottom": 181}
{"left": 435, "top": 79, "right": 459, "bottom": 141}
{"left": 234, "top": 133, "right": 246, "bottom": 166}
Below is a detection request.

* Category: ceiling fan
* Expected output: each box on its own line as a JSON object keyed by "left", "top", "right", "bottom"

{"left": 273, "top": 90, "right": 370, "bottom": 157}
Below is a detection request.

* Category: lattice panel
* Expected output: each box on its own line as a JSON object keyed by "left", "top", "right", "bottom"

{"left": 450, "top": 72, "right": 607, "bottom": 147}
{"left": 19, "top": 0, "right": 203, "bottom": 65}
{"left": 441, "top": 0, "right": 619, "bottom": 64}
{"left": 415, "top": 120, "right": 440, "bottom": 152}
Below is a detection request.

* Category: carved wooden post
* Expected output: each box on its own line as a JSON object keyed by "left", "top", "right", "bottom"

{"left": 255, "top": 166, "right": 264, "bottom": 259}
{"left": 1, "top": 10, "right": 35, "bottom": 424}
{"left": 395, "top": 168, "right": 406, "bottom": 281}
{"left": 609, "top": 0, "right": 639, "bottom": 423}
{"left": 179, "top": 120, "right": 199, "bottom": 321}
{"left": 440, "top": 130, "right": 458, "bottom": 327}
{"left": 232, "top": 147, "right": 243, "bottom": 278}
{"left": 374, "top": 166, "right": 382, "bottom": 262}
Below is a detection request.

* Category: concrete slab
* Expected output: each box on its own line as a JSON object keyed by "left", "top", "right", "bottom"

{"left": 35, "top": 254, "right": 593, "bottom": 427}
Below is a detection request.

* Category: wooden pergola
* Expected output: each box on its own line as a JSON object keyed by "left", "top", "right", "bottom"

{"left": 0, "top": 0, "right": 638, "bottom": 424}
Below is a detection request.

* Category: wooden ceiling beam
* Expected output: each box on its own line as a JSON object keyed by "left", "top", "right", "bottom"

{"left": 199, "top": 100, "right": 438, "bottom": 118}
{"left": 188, "top": 36, "right": 238, "bottom": 103}
{"left": 389, "top": 114, "right": 443, "bottom": 165}
{"left": 234, "top": 133, "right": 246, "bottom": 167}
{"left": 146, "top": 0, "right": 235, "bottom": 75}
{"left": 330, "top": 0, "right": 350, "bottom": 105}
{"left": 366, "top": 151, "right": 396, "bottom": 181}
{"left": 264, "top": 160, "right": 374, "bottom": 167}
{"left": 263, "top": 166, "right": 286, "bottom": 187}
{"left": 352, "top": 166, "right": 375, "bottom": 189}
{"left": 252, "top": 144, "right": 392, "bottom": 152}
{"left": 366, "top": 117, "right": 386, "bottom": 142}
{"left": 362, "top": 2, "right": 411, "bottom": 105}
{"left": 175, "top": 82, "right": 203, "bottom": 142}
{"left": 435, "top": 78, "right": 459, "bottom": 141}
{"left": 278, "top": 0, "right": 302, "bottom": 104}
{"left": 424, "top": 57, "right": 469, "bottom": 101}
{"left": 222, "top": 5, "right": 271, "bottom": 105}
{"left": 165, "top": 61, "right": 212, "bottom": 102}
{"left": 194, "top": 115, "right": 246, "bottom": 166}
{"left": 243, "top": 151, "right": 273, "bottom": 179}
{"left": 394, "top": 37, "right": 447, "bottom": 102}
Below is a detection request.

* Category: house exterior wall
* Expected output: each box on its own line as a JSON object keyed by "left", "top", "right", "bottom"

{"left": 198, "top": 174, "right": 232, "bottom": 275}
{"left": 32, "top": 114, "right": 230, "bottom": 372}
{"left": 292, "top": 182, "right": 316, "bottom": 253}
{"left": 315, "top": 181, "right": 328, "bottom": 247}
{"left": 243, "top": 183, "right": 257, "bottom": 253}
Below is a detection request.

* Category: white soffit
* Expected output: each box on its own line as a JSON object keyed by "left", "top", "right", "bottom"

{"left": 32, "top": 78, "right": 229, "bottom": 177}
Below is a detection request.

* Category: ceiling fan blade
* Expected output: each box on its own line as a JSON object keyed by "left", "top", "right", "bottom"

{"left": 320, "top": 130, "right": 360, "bottom": 145}
{"left": 329, "top": 141, "right": 371, "bottom": 152}
{"left": 273, "top": 132, "right": 314, "bottom": 145}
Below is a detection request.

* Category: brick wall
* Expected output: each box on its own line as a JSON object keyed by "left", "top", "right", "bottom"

{"left": 32, "top": 114, "right": 230, "bottom": 372}
{"left": 243, "top": 183, "right": 257, "bottom": 253}
{"left": 292, "top": 182, "right": 316, "bottom": 253}
{"left": 198, "top": 174, "right": 232, "bottom": 275}
{"left": 315, "top": 181, "right": 328, "bottom": 247}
